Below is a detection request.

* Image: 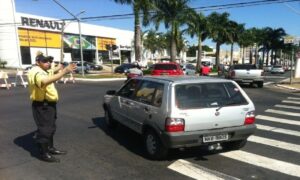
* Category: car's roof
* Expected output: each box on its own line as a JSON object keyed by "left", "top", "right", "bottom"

{"left": 138, "top": 75, "right": 233, "bottom": 84}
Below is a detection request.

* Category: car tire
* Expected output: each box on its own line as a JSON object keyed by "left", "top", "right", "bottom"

{"left": 143, "top": 129, "right": 168, "bottom": 160}
{"left": 104, "top": 108, "right": 117, "bottom": 128}
{"left": 257, "top": 82, "right": 264, "bottom": 88}
{"left": 222, "top": 139, "right": 247, "bottom": 151}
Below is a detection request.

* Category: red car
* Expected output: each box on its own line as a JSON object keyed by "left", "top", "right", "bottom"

{"left": 151, "top": 62, "right": 184, "bottom": 76}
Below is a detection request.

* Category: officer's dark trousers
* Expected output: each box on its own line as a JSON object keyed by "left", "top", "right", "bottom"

{"left": 32, "top": 101, "right": 57, "bottom": 144}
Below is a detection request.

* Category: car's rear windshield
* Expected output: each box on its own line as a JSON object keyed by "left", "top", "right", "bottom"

{"left": 233, "top": 64, "right": 257, "bottom": 70}
{"left": 154, "top": 64, "right": 177, "bottom": 70}
{"left": 273, "top": 65, "right": 282, "bottom": 68}
{"left": 175, "top": 82, "right": 248, "bottom": 109}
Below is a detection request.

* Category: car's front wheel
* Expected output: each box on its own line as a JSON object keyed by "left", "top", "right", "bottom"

{"left": 104, "top": 109, "right": 117, "bottom": 128}
{"left": 143, "top": 129, "right": 168, "bottom": 160}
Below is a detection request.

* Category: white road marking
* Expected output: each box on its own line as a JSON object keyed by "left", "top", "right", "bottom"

{"left": 248, "top": 136, "right": 300, "bottom": 153}
{"left": 256, "top": 124, "right": 300, "bottom": 137}
{"left": 256, "top": 115, "right": 300, "bottom": 126}
{"left": 168, "top": 159, "right": 239, "bottom": 180}
{"left": 220, "top": 150, "right": 300, "bottom": 178}
{"left": 282, "top": 100, "right": 300, "bottom": 105}
{"left": 275, "top": 104, "right": 300, "bottom": 110}
{"left": 287, "top": 97, "right": 300, "bottom": 100}
{"left": 265, "top": 109, "right": 300, "bottom": 117}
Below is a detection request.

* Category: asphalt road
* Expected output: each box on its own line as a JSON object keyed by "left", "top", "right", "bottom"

{"left": 0, "top": 77, "right": 299, "bottom": 180}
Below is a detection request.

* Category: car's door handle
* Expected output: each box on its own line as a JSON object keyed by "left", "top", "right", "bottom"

{"left": 144, "top": 107, "right": 149, "bottom": 112}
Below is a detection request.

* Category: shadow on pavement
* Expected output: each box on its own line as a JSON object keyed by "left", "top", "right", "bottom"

{"left": 91, "top": 117, "right": 226, "bottom": 161}
{"left": 14, "top": 131, "right": 40, "bottom": 159}
{"left": 91, "top": 117, "right": 145, "bottom": 158}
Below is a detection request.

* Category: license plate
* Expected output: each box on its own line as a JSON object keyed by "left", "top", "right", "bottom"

{"left": 242, "top": 80, "right": 253, "bottom": 83}
{"left": 203, "top": 134, "right": 228, "bottom": 143}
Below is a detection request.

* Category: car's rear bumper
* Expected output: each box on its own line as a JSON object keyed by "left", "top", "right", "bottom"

{"left": 160, "top": 124, "right": 256, "bottom": 148}
{"left": 232, "top": 78, "right": 264, "bottom": 84}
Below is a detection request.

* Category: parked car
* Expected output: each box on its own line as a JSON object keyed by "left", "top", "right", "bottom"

{"left": 271, "top": 65, "right": 285, "bottom": 74}
{"left": 226, "top": 64, "right": 264, "bottom": 88}
{"left": 180, "top": 63, "right": 196, "bottom": 75}
{"left": 71, "top": 61, "right": 91, "bottom": 74}
{"left": 103, "top": 76, "right": 256, "bottom": 159}
{"left": 151, "top": 62, "right": 184, "bottom": 76}
{"left": 114, "top": 63, "right": 135, "bottom": 73}
{"left": 86, "top": 62, "right": 103, "bottom": 71}
{"left": 263, "top": 65, "right": 273, "bottom": 72}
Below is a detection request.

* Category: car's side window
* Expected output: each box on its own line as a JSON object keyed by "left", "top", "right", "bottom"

{"left": 117, "top": 79, "right": 140, "bottom": 98}
{"left": 135, "top": 81, "right": 164, "bottom": 106}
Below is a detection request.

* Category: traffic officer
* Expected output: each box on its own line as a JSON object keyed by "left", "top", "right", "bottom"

{"left": 27, "top": 55, "right": 76, "bottom": 162}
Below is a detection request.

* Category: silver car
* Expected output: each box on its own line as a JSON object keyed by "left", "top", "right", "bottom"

{"left": 180, "top": 63, "right": 196, "bottom": 75}
{"left": 271, "top": 65, "right": 285, "bottom": 74}
{"left": 103, "top": 76, "right": 256, "bottom": 159}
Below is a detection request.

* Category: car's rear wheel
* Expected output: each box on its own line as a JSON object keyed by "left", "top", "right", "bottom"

{"left": 104, "top": 109, "right": 117, "bottom": 128}
{"left": 221, "top": 139, "right": 247, "bottom": 151}
{"left": 257, "top": 82, "right": 264, "bottom": 88}
{"left": 144, "top": 129, "right": 168, "bottom": 160}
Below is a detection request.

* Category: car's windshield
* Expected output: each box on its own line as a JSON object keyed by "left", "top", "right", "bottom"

{"left": 175, "top": 82, "right": 248, "bottom": 109}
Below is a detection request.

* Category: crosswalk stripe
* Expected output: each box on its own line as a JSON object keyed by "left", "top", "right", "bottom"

{"left": 282, "top": 100, "right": 300, "bottom": 105}
{"left": 256, "top": 115, "right": 300, "bottom": 126}
{"left": 248, "top": 136, "right": 300, "bottom": 153}
{"left": 256, "top": 124, "right": 300, "bottom": 137}
{"left": 275, "top": 104, "right": 300, "bottom": 110}
{"left": 265, "top": 109, "right": 300, "bottom": 117}
{"left": 288, "top": 97, "right": 300, "bottom": 100}
{"left": 168, "top": 159, "right": 240, "bottom": 180}
{"left": 220, "top": 150, "right": 300, "bottom": 178}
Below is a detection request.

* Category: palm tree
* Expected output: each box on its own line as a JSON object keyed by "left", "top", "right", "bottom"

{"left": 150, "top": 0, "right": 192, "bottom": 62}
{"left": 226, "top": 21, "right": 244, "bottom": 65}
{"left": 113, "top": 0, "right": 154, "bottom": 63}
{"left": 268, "top": 28, "right": 286, "bottom": 65}
{"left": 143, "top": 29, "right": 165, "bottom": 60}
{"left": 207, "top": 12, "right": 232, "bottom": 68}
{"left": 185, "top": 10, "right": 209, "bottom": 70}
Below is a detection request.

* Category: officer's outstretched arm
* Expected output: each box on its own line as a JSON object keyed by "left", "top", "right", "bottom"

{"left": 42, "top": 64, "right": 76, "bottom": 86}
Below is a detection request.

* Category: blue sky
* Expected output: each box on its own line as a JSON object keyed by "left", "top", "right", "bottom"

{"left": 15, "top": 0, "right": 300, "bottom": 48}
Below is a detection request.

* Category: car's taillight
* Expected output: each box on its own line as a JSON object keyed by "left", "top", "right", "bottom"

{"left": 231, "top": 70, "right": 235, "bottom": 77}
{"left": 244, "top": 111, "right": 255, "bottom": 125}
{"left": 165, "top": 118, "right": 185, "bottom": 132}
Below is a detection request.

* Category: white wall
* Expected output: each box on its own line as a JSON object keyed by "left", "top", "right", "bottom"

{"left": 0, "top": 0, "right": 22, "bottom": 68}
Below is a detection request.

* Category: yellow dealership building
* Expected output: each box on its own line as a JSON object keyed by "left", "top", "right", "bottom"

{"left": 0, "top": 0, "right": 134, "bottom": 68}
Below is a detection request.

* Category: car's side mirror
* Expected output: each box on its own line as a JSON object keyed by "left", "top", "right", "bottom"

{"left": 106, "top": 90, "right": 116, "bottom": 95}
{"left": 182, "top": 68, "right": 186, "bottom": 71}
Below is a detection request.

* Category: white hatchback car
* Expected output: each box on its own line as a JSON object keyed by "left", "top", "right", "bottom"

{"left": 103, "top": 76, "right": 256, "bottom": 159}
{"left": 271, "top": 65, "right": 285, "bottom": 74}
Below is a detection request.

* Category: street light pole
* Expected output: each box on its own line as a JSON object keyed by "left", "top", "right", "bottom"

{"left": 51, "top": 0, "right": 85, "bottom": 76}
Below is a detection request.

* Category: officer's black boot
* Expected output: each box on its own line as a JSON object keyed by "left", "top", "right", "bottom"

{"left": 48, "top": 137, "right": 67, "bottom": 155}
{"left": 38, "top": 143, "right": 60, "bottom": 163}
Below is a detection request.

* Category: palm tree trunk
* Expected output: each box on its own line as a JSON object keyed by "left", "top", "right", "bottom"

{"left": 134, "top": 4, "right": 142, "bottom": 62}
{"left": 242, "top": 47, "right": 245, "bottom": 64}
{"left": 255, "top": 44, "right": 258, "bottom": 65}
{"left": 266, "top": 50, "right": 270, "bottom": 65}
{"left": 230, "top": 43, "right": 234, "bottom": 65}
{"left": 216, "top": 42, "right": 220, "bottom": 68}
{"left": 249, "top": 46, "right": 253, "bottom": 64}
{"left": 262, "top": 49, "right": 265, "bottom": 65}
{"left": 196, "top": 36, "right": 202, "bottom": 70}
{"left": 170, "top": 24, "right": 177, "bottom": 62}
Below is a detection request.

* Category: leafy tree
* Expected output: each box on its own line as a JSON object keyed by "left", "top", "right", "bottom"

{"left": 143, "top": 29, "right": 166, "bottom": 60}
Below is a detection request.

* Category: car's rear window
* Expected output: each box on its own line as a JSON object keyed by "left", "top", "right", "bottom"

{"left": 154, "top": 64, "right": 178, "bottom": 70}
{"left": 273, "top": 65, "right": 282, "bottom": 68}
{"left": 175, "top": 82, "right": 248, "bottom": 109}
{"left": 233, "top": 64, "right": 257, "bottom": 70}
